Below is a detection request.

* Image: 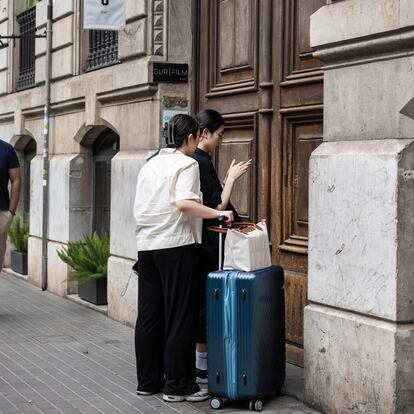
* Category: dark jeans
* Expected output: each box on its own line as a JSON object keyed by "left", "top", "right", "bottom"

{"left": 135, "top": 244, "right": 200, "bottom": 396}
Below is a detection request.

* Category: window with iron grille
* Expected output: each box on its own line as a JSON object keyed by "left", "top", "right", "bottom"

{"left": 16, "top": 7, "right": 36, "bottom": 91}
{"left": 85, "top": 30, "right": 118, "bottom": 72}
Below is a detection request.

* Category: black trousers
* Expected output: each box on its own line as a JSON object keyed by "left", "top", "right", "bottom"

{"left": 135, "top": 244, "right": 200, "bottom": 396}
{"left": 197, "top": 246, "right": 218, "bottom": 344}
{"left": 197, "top": 228, "right": 224, "bottom": 344}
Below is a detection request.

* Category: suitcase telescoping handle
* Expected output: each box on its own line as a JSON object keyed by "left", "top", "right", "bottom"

{"left": 217, "top": 215, "right": 227, "bottom": 270}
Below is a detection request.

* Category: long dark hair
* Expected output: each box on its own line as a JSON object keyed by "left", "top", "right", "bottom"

{"left": 163, "top": 114, "right": 199, "bottom": 148}
{"left": 196, "top": 109, "right": 224, "bottom": 133}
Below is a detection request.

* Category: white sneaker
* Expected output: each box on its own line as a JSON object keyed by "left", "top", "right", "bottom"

{"left": 136, "top": 390, "right": 155, "bottom": 396}
{"left": 163, "top": 389, "right": 209, "bottom": 402}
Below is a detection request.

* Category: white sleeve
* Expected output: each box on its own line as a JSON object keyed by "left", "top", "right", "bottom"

{"left": 175, "top": 163, "right": 201, "bottom": 202}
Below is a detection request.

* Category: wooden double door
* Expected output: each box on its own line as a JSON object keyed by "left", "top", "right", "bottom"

{"left": 196, "top": 0, "right": 325, "bottom": 366}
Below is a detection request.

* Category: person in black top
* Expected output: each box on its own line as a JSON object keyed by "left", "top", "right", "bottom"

{"left": 192, "top": 109, "right": 250, "bottom": 383}
{"left": 0, "top": 139, "right": 20, "bottom": 270}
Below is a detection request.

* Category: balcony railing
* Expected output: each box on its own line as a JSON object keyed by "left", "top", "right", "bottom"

{"left": 85, "top": 30, "right": 118, "bottom": 72}
{"left": 16, "top": 7, "right": 36, "bottom": 91}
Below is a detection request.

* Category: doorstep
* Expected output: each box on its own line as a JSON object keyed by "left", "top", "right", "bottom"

{"left": 285, "top": 362, "right": 304, "bottom": 401}
{"left": 66, "top": 293, "right": 108, "bottom": 315}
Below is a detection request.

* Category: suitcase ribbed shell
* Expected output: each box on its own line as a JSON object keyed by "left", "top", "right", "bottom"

{"left": 207, "top": 266, "right": 285, "bottom": 401}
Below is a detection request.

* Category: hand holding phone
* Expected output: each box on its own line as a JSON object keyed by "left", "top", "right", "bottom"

{"left": 226, "top": 158, "right": 251, "bottom": 182}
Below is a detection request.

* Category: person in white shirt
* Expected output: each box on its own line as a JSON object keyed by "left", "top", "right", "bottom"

{"left": 133, "top": 114, "right": 233, "bottom": 403}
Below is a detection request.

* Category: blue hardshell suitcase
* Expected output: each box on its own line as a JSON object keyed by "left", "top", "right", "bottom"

{"left": 207, "top": 265, "right": 285, "bottom": 411}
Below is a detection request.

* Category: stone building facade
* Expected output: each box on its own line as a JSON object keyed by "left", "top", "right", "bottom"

{"left": 1, "top": 0, "right": 413, "bottom": 413}
{"left": 0, "top": 0, "right": 193, "bottom": 326}
{"left": 306, "top": 0, "right": 414, "bottom": 413}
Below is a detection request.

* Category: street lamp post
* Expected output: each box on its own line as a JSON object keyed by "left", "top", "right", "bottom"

{"left": 41, "top": 0, "right": 52, "bottom": 291}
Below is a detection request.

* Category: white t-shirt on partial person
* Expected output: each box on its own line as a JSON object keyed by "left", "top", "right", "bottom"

{"left": 133, "top": 148, "right": 202, "bottom": 251}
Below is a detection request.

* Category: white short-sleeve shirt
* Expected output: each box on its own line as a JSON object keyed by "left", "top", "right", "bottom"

{"left": 133, "top": 148, "right": 202, "bottom": 251}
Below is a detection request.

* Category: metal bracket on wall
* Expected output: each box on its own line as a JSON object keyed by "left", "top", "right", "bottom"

{"left": 0, "top": 32, "right": 47, "bottom": 49}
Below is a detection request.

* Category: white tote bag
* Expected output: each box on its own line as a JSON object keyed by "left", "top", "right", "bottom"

{"left": 223, "top": 221, "right": 271, "bottom": 271}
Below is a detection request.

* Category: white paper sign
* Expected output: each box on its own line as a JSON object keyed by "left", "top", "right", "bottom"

{"left": 162, "top": 110, "right": 188, "bottom": 127}
{"left": 84, "top": 0, "right": 126, "bottom": 31}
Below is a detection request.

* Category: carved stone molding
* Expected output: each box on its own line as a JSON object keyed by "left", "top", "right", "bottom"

{"left": 153, "top": 0, "right": 164, "bottom": 56}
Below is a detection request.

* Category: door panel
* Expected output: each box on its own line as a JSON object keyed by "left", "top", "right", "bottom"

{"left": 93, "top": 159, "right": 112, "bottom": 237}
{"left": 92, "top": 130, "right": 119, "bottom": 237}
{"left": 281, "top": 114, "right": 323, "bottom": 251}
{"left": 294, "top": 0, "right": 325, "bottom": 72}
{"left": 207, "top": 94, "right": 259, "bottom": 114}
{"left": 198, "top": 0, "right": 260, "bottom": 224}
{"left": 205, "top": 0, "right": 257, "bottom": 96}
{"left": 284, "top": 0, "right": 325, "bottom": 78}
{"left": 23, "top": 139, "right": 36, "bottom": 216}
{"left": 215, "top": 115, "right": 256, "bottom": 219}
{"left": 280, "top": 84, "right": 323, "bottom": 108}
{"left": 293, "top": 123, "right": 322, "bottom": 236}
{"left": 285, "top": 271, "right": 307, "bottom": 366}
{"left": 197, "top": 0, "right": 325, "bottom": 366}
{"left": 276, "top": 0, "right": 325, "bottom": 365}
{"left": 219, "top": 0, "right": 252, "bottom": 71}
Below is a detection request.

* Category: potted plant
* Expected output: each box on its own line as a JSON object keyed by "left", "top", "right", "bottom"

{"left": 8, "top": 216, "right": 29, "bottom": 275}
{"left": 57, "top": 232, "right": 109, "bottom": 305}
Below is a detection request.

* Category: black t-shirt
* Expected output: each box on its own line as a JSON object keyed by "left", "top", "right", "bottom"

{"left": 0, "top": 140, "right": 20, "bottom": 210}
{"left": 192, "top": 148, "right": 240, "bottom": 254}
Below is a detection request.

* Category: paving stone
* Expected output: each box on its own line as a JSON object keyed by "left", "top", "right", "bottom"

{"left": 0, "top": 273, "right": 319, "bottom": 414}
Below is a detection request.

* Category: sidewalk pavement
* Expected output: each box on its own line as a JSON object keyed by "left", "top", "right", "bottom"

{"left": 0, "top": 273, "right": 320, "bottom": 414}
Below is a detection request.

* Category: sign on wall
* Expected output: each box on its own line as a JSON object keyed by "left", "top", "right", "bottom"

{"left": 153, "top": 63, "right": 189, "bottom": 83}
{"left": 84, "top": 0, "right": 126, "bottom": 31}
{"left": 162, "top": 110, "right": 188, "bottom": 126}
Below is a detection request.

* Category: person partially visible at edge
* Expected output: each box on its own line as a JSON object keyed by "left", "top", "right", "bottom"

{"left": 192, "top": 109, "right": 250, "bottom": 384}
{"left": 133, "top": 114, "right": 233, "bottom": 403}
{"left": 0, "top": 139, "right": 20, "bottom": 270}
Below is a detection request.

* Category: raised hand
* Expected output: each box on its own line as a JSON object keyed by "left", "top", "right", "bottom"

{"left": 226, "top": 159, "right": 250, "bottom": 183}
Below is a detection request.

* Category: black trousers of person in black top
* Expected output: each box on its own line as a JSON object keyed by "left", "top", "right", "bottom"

{"left": 135, "top": 244, "right": 201, "bottom": 396}
{"left": 197, "top": 242, "right": 218, "bottom": 344}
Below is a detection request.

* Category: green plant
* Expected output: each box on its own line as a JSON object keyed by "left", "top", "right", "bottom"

{"left": 57, "top": 232, "right": 110, "bottom": 285}
{"left": 8, "top": 216, "right": 29, "bottom": 252}
{"left": 25, "top": 0, "right": 39, "bottom": 10}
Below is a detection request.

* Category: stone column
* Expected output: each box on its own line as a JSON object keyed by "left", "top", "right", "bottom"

{"left": 305, "top": 1, "right": 414, "bottom": 413}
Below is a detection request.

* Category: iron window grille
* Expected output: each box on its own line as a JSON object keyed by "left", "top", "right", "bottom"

{"left": 85, "top": 30, "right": 118, "bottom": 72}
{"left": 16, "top": 7, "right": 36, "bottom": 91}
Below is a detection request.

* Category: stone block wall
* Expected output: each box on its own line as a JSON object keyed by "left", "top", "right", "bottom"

{"left": 0, "top": 0, "right": 194, "bottom": 330}
{"left": 306, "top": 1, "right": 414, "bottom": 413}
{"left": 0, "top": 0, "right": 9, "bottom": 95}
{"left": 108, "top": 151, "right": 157, "bottom": 325}
{"left": 35, "top": 0, "right": 75, "bottom": 83}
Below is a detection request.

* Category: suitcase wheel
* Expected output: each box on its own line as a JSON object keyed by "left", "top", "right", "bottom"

{"left": 210, "top": 397, "right": 223, "bottom": 410}
{"left": 249, "top": 399, "right": 263, "bottom": 412}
